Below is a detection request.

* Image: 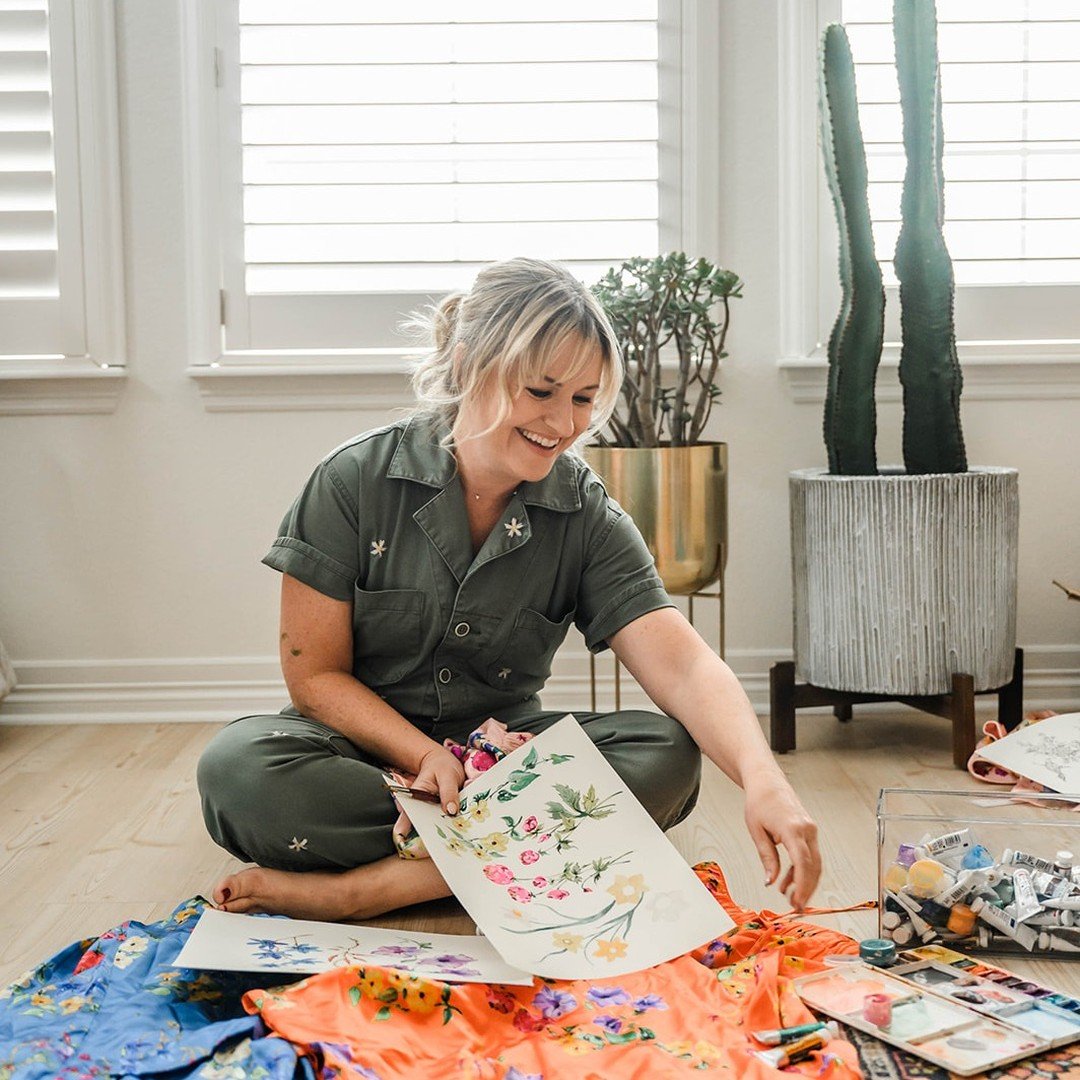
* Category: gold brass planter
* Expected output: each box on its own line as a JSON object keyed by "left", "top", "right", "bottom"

{"left": 583, "top": 443, "right": 728, "bottom": 595}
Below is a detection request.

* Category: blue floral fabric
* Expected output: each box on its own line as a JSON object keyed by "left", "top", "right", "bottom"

{"left": 0, "top": 899, "right": 307, "bottom": 1080}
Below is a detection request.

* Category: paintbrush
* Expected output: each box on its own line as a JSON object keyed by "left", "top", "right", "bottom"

{"left": 383, "top": 782, "right": 443, "bottom": 805}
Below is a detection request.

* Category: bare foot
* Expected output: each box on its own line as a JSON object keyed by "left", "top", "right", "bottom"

{"left": 211, "top": 855, "right": 451, "bottom": 921}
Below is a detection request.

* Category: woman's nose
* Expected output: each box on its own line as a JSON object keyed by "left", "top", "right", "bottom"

{"left": 545, "top": 397, "right": 576, "bottom": 437}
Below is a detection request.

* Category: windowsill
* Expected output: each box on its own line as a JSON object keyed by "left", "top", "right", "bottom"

{"left": 778, "top": 343, "right": 1080, "bottom": 402}
{"left": 186, "top": 350, "right": 415, "bottom": 412}
{"left": 0, "top": 359, "right": 127, "bottom": 415}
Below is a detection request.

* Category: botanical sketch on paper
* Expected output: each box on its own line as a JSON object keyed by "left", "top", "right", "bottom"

{"left": 173, "top": 908, "right": 532, "bottom": 984}
{"left": 974, "top": 712, "right": 1080, "bottom": 793}
{"left": 403, "top": 715, "right": 733, "bottom": 979}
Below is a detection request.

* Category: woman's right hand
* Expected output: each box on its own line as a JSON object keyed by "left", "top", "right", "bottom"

{"left": 412, "top": 745, "right": 466, "bottom": 815}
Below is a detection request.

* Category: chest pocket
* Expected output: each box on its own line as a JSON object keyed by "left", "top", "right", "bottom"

{"left": 488, "top": 607, "right": 574, "bottom": 695}
{"left": 353, "top": 585, "right": 425, "bottom": 686}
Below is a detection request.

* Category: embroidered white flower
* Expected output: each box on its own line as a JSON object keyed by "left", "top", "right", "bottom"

{"left": 114, "top": 936, "right": 150, "bottom": 969}
{"left": 498, "top": 668, "right": 512, "bottom": 680}
{"left": 270, "top": 730, "right": 288, "bottom": 737}
{"left": 503, "top": 517, "right": 523, "bottom": 538}
{"left": 370, "top": 539, "right": 387, "bottom": 558}
{"left": 289, "top": 836, "right": 309, "bottom": 852}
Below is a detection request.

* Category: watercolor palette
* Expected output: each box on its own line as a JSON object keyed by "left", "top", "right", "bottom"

{"left": 795, "top": 958, "right": 1080, "bottom": 1075}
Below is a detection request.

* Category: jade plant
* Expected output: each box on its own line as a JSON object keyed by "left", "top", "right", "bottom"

{"left": 820, "top": 0, "right": 967, "bottom": 475}
{"left": 591, "top": 252, "right": 742, "bottom": 447}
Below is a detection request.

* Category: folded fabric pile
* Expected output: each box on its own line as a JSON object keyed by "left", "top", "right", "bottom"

{"left": 0, "top": 865, "right": 863, "bottom": 1079}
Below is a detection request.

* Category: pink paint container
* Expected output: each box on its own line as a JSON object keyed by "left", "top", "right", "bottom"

{"left": 863, "top": 992, "right": 892, "bottom": 1027}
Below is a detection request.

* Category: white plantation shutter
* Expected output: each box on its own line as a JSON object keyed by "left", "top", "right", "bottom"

{"left": 837, "top": 0, "right": 1080, "bottom": 341}
{"left": 0, "top": 0, "right": 86, "bottom": 357}
{"left": 219, "top": 1, "right": 667, "bottom": 352}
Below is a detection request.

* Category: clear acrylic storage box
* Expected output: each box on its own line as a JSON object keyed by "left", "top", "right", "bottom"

{"left": 878, "top": 788, "right": 1080, "bottom": 961}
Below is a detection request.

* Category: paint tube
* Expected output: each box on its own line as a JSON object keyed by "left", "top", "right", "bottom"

{"left": 917, "top": 829, "right": 976, "bottom": 868}
{"left": 1002, "top": 849, "right": 1059, "bottom": 876}
{"left": 935, "top": 869, "right": 988, "bottom": 908}
{"left": 753, "top": 1027, "right": 833, "bottom": 1067}
{"left": 1038, "top": 931, "right": 1080, "bottom": 953}
{"left": 753, "top": 1020, "right": 838, "bottom": 1047}
{"left": 1011, "top": 868, "right": 1045, "bottom": 922}
{"left": 1041, "top": 897, "right": 1080, "bottom": 911}
{"left": 1032, "top": 872, "right": 1074, "bottom": 901}
{"left": 1025, "top": 909, "right": 1075, "bottom": 928}
{"left": 887, "top": 890, "right": 937, "bottom": 941}
{"left": 971, "top": 897, "right": 1039, "bottom": 951}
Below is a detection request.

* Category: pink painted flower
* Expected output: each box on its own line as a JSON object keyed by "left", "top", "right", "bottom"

{"left": 520, "top": 849, "right": 540, "bottom": 865}
{"left": 471, "top": 750, "right": 497, "bottom": 773}
{"left": 483, "top": 864, "right": 515, "bottom": 885}
{"left": 523, "top": 816, "right": 539, "bottom": 833}
{"left": 546, "top": 888, "right": 570, "bottom": 900}
{"left": 508, "top": 886, "right": 533, "bottom": 903}
{"left": 538, "top": 834, "right": 551, "bottom": 842}
{"left": 532, "top": 876, "right": 549, "bottom": 889}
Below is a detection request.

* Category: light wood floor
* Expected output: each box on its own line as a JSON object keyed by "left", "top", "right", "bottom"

{"left": 3, "top": 710, "right": 1080, "bottom": 995}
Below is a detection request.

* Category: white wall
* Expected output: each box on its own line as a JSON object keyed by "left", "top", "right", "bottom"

{"left": 1, "top": 2, "right": 1077, "bottom": 723}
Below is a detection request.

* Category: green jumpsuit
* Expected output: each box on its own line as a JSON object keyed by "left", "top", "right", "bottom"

{"left": 198, "top": 416, "right": 701, "bottom": 871}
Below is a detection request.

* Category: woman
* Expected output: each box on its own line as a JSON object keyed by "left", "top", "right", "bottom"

{"left": 197, "top": 258, "right": 821, "bottom": 921}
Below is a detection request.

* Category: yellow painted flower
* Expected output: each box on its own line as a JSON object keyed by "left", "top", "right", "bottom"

{"left": 30, "top": 993, "right": 51, "bottom": 1008}
{"left": 606, "top": 873, "right": 647, "bottom": 905}
{"left": 470, "top": 798, "right": 490, "bottom": 822}
{"left": 398, "top": 980, "right": 440, "bottom": 1014}
{"left": 445, "top": 836, "right": 468, "bottom": 856}
{"left": 454, "top": 815, "right": 473, "bottom": 832}
{"left": 471, "top": 845, "right": 489, "bottom": 860}
{"left": 557, "top": 1033, "right": 596, "bottom": 1056}
{"left": 694, "top": 1040, "right": 720, "bottom": 1063}
{"left": 479, "top": 832, "right": 508, "bottom": 853}
{"left": 58, "top": 996, "right": 90, "bottom": 1014}
{"left": 552, "top": 931, "right": 583, "bottom": 953}
{"left": 594, "top": 938, "right": 629, "bottom": 962}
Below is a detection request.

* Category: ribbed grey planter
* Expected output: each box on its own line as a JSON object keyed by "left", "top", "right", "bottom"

{"left": 790, "top": 467, "right": 1019, "bottom": 695}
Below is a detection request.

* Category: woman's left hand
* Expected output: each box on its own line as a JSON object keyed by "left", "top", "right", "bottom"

{"left": 743, "top": 773, "right": 821, "bottom": 911}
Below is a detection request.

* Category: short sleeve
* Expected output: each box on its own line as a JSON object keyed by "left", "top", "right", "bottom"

{"left": 575, "top": 482, "right": 674, "bottom": 653}
{"left": 261, "top": 459, "right": 360, "bottom": 601}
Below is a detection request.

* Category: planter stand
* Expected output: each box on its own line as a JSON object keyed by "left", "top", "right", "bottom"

{"left": 768, "top": 648, "right": 1024, "bottom": 770}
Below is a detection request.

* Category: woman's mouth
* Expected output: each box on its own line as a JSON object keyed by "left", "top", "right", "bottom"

{"left": 517, "top": 428, "right": 560, "bottom": 453}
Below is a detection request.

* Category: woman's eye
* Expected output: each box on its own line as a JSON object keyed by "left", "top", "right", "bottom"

{"left": 526, "top": 388, "right": 552, "bottom": 399}
{"left": 573, "top": 397, "right": 594, "bottom": 406}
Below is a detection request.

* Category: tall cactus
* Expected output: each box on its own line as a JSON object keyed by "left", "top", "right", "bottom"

{"left": 819, "top": 24, "right": 885, "bottom": 475}
{"left": 893, "top": 0, "right": 967, "bottom": 473}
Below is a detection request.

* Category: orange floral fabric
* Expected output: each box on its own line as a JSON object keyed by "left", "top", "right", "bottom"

{"left": 242, "top": 863, "right": 866, "bottom": 1079}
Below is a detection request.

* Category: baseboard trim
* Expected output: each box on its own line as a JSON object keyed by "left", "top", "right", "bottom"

{"left": 1, "top": 647, "right": 1077, "bottom": 725}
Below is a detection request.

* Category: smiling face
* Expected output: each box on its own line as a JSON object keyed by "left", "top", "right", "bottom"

{"left": 454, "top": 333, "right": 606, "bottom": 493}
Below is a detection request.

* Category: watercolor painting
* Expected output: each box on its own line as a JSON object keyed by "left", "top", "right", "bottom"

{"left": 173, "top": 908, "right": 533, "bottom": 985}
{"left": 400, "top": 715, "right": 733, "bottom": 979}
{"left": 974, "top": 712, "right": 1080, "bottom": 791}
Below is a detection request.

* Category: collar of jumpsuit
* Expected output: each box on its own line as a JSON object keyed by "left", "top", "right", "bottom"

{"left": 386, "top": 415, "right": 584, "bottom": 585}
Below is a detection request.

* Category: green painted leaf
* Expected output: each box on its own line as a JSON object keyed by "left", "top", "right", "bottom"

{"left": 497, "top": 790, "right": 515, "bottom": 802}
{"left": 639, "top": 1026, "right": 656, "bottom": 1040}
{"left": 508, "top": 770, "right": 539, "bottom": 791}
{"left": 549, "top": 753, "right": 573, "bottom": 764}
{"left": 374, "top": 1005, "right": 392, "bottom": 1021}
{"left": 378, "top": 987, "right": 398, "bottom": 1003}
{"left": 348, "top": 986, "right": 361, "bottom": 1007}
{"left": 522, "top": 746, "right": 538, "bottom": 769}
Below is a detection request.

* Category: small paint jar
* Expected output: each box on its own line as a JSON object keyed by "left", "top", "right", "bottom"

{"left": 863, "top": 993, "right": 892, "bottom": 1026}
{"left": 883, "top": 862, "right": 909, "bottom": 892}
{"left": 860, "top": 938, "right": 898, "bottom": 967}
{"left": 947, "top": 902, "right": 977, "bottom": 936}
{"left": 907, "top": 858, "right": 949, "bottom": 899}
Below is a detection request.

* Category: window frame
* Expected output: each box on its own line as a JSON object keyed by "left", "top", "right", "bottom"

{"left": 0, "top": 0, "right": 127, "bottom": 416}
{"left": 182, "top": 0, "right": 721, "bottom": 411}
{"left": 776, "top": 0, "right": 1080, "bottom": 403}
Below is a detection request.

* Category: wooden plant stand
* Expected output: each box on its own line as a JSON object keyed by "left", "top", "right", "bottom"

{"left": 769, "top": 648, "right": 1024, "bottom": 770}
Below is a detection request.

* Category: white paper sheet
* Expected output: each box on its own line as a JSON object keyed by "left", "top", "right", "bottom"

{"left": 173, "top": 907, "right": 534, "bottom": 984}
{"left": 401, "top": 714, "right": 734, "bottom": 979}
{"left": 974, "top": 712, "right": 1080, "bottom": 795}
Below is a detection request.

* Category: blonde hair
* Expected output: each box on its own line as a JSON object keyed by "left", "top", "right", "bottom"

{"left": 405, "top": 258, "right": 623, "bottom": 446}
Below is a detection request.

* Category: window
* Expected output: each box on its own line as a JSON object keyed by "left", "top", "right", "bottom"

{"left": 189, "top": 0, "right": 715, "bottom": 374}
{"left": 835, "top": 0, "right": 1080, "bottom": 344}
{"left": 0, "top": 0, "right": 125, "bottom": 413}
{"left": 777, "top": 0, "right": 1080, "bottom": 398}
